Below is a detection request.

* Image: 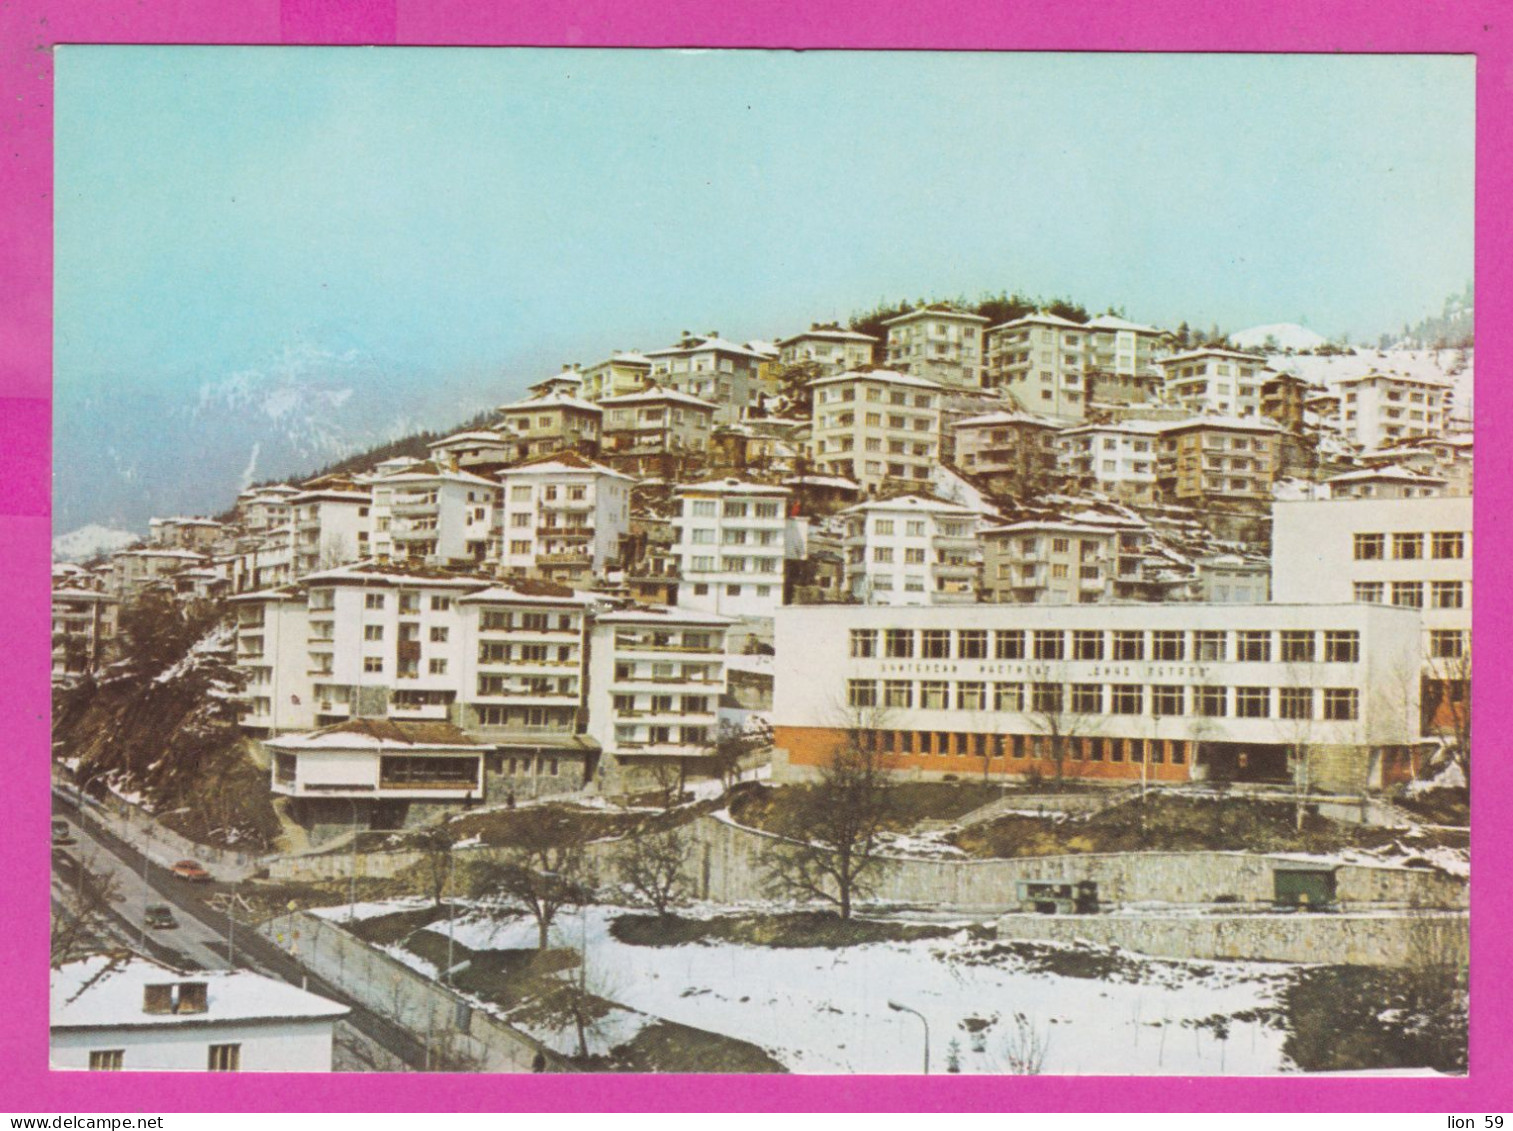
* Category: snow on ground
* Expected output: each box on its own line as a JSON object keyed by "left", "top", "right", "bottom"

{"left": 310, "top": 895, "right": 432, "bottom": 922}
{"left": 1231, "top": 323, "right": 1329, "bottom": 352}
{"left": 420, "top": 904, "right": 1296, "bottom": 1075}
{"left": 1268, "top": 347, "right": 1473, "bottom": 421}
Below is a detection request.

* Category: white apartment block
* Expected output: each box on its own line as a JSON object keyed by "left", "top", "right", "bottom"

{"left": 840, "top": 495, "right": 979, "bottom": 606}
{"left": 147, "top": 516, "right": 226, "bottom": 551}
{"left": 671, "top": 478, "right": 792, "bottom": 618}
{"left": 1057, "top": 420, "right": 1167, "bottom": 503}
{"left": 981, "top": 519, "right": 1149, "bottom": 605}
{"left": 772, "top": 601, "right": 1426, "bottom": 793}
{"left": 808, "top": 369, "right": 943, "bottom": 492}
{"left": 776, "top": 326, "right": 879, "bottom": 375}
{"left": 882, "top": 306, "right": 989, "bottom": 389}
{"left": 369, "top": 464, "right": 498, "bottom": 566}
{"left": 983, "top": 311, "right": 1095, "bottom": 419}
{"left": 1336, "top": 371, "right": 1453, "bottom": 450}
{"left": 235, "top": 484, "right": 300, "bottom": 533}
{"left": 1270, "top": 496, "right": 1470, "bottom": 731}
{"left": 1084, "top": 314, "right": 1172, "bottom": 378}
{"left": 496, "top": 390, "right": 602, "bottom": 461}
{"left": 1158, "top": 349, "right": 1274, "bottom": 417}
{"left": 106, "top": 547, "right": 208, "bottom": 597}
{"left": 497, "top": 453, "right": 633, "bottom": 585}
{"left": 51, "top": 956, "right": 347, "bottom": 1074}
{"left": 644, "top": 334, "right": 765, "bottom": 424}
{"left": 269, "top": 719, "right": 488, "bottom": 804}
{"left": 426, "top": 430, "right": 516, "bottom": 471}
{"left": 586, "top": 607, "right": 730, "bottom": 788}
{"left": 599, "top": 388, "right": 717, "bottom": 464}
{"left": 579, "top": 351, "right": 653, "bottom": 402}
{"left": 289, "top": 484, "right": 372, "bottom": 578}
{"left": 51, "top": 588, "right": 118, "bottom": 678}
{"left": 1325, "top": 466, "right": 1447, "bottom": 501}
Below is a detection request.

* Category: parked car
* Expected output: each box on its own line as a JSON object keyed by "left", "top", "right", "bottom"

{"left": 144, "top": 903, "right": 178, "bottom": 930}
{"left": 170, "top": 859, "right": 211, "bottom": 882}
{"left": 51, "top": 820, "right": 75, "bottom": 846}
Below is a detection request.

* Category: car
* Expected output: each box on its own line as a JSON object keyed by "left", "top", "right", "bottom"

{"left": 51, "top": 820, "right": 75, "bottom": 846}
{"left": 170, "top": 860, "right": 211, "bottom": 882}
{"left": 144, "top": 903, "right": 178, "bottom": 930}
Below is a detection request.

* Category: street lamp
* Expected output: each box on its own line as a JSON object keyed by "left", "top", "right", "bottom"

{"left": 888, "top": 999, "right": 930, "bottom": 1074}
{"left": 345, "top": 797, "right": 360, "bottom": 922}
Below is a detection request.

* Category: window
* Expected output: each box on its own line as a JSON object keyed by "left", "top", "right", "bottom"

{"left": 1392, "top": 582, "right": 1424, "bottom": 609}
{"left": 1431, "top": 581, "right": 1465, "bottom": 610}
{"left": 904, "top": 547, "right": 926, "bottom": 565}
{"left": 1279, "top": 687, "right": 1314, "bottom": 720}
{"left": 1432, "top": 531, "right": 1465, "bottom": 559}
{"left": 1152, "top": 631, "right": 1185, "bottom": 661}
{"left": 1196, "top": 686, "right": 1228, "bottom": 717}
{"left": 364, "top": 656, "right": 383, "bottom": 674}
{"left": 88, "top": 1050, "right": 124, "bottom": 1071}
{"left": 850, "top": 629, "right": 878, "bottom": 658}
{"left": 1152, "top": 685, "right": 1184, "bottom": 716}
{"left": 848, "top": 680, "right": 877, "bottom": 708}
{"left": 430, "top": 596, "right": 452, "bottom": 612}
{"left": 1111, "top": 685, "right": 1143, "bottom": 715}
{"left": 1033, "top": 630, "right": 1064, "bottom": 660}
{"left": 1112, "top": 631, "right": 1145, "bottom": 661}
{"left": 885, "top": 629, "right": 915, "bottom": 658}
{"left": 363, "top": 624, "right": 384, "bottom": 642}
{"left": 873, "top": 547, "right": 894, "bottom": 564}
{"left": 1236, "top": 687, "right": 1270, "bottom": 718}
{"left": 1071, "top": 683, "right": 1102, "bottom": 713}
{"left": 1353, "top": 533, "right": 1384, "bottom": 560}
{"left": 1324, "top": 630, "right": 1360, "bottom": 663}
{"left": 875, "top": 519, "right": 895, "bottom": 536}
{"left": 958, "top": 681, "right": 987, "bottom": 710}
{"left": 1353, "top": 582, "right": 1384, "bottom": 604}
{"left": 958, "top": 630, "right": 988, "bottom": 659}
{"left": 1280, "top": 630, "right": 1315, "bottom": 663}
{"left": 429, "top": 626, "right": 449, "bottom": 643}
{"left": 1430, "top": 630, "right": 1466, "bottom": 659}
{"left": 1323, "top": 688, "right": 1359, "bottom": 721}
{"left": 996, "top": 630, "right": 1025, "bottom": 660}
{"left": 1193, "top": 631, "right": 1227, "bottom": 662}
{"left": 884, "top": 680, "right": 913, "bottom": 709}
{"left": 994, "top": 683, "right": 1023, "bottom": 711}
{"left": 365, "top": 592, "right": 386, "bottom": 609}
{"left": 920, "top": 681, "right": 949, "bottom": 709}
{"left": 1073, "top": 630, "right": 1104, "bottom": 660}
{"left": 1237, "top": 630, "right": 1271, "bottom": 662}
{"left": 1032, "top": 683, "right": 1063, "bottom": 713}
{"left": 1392, "top": 532, "right": 1423, "bottom": 560}
{"left": 922, "top": 630, "right": 951, "bottom": 659}
{"left": 208, "top": 1044, "right": 242, "bottom": 1072}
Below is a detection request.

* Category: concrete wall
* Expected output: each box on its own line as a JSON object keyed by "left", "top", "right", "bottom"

{"left": 994, "top": 910, "right": 1468, "bottom": 967}
{"left": 258, "top": 911, "right": 563, "bottom": 1073}
{"left": 61, "top": 785, "right": 260, "bottom": 882}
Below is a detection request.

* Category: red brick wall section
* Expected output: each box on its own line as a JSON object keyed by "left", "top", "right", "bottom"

{"left": 775, "top": 727, "right": 1194, "bottom": 783}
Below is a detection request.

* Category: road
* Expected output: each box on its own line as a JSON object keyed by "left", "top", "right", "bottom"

{"left": 52, "top": 795, "right": 433, "bottom": 1070}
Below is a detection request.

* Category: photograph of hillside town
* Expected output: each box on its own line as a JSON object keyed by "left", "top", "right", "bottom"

{"left": 48, "top": 48, "right": 1472, "bottom": 1076}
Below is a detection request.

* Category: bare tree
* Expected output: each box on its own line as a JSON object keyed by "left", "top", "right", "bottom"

{"left": 415, "top": 825, "right": 457, "bottom": 908}
{"left": 615, "top": 829, "right": 691, "bottom": 918}
{"left": 764, "top": 727, "right": 894, "bottom": 919}
{"left": 1425, "top": 652, "right": 1471, "bottom": 776}
{"left": 1026, "top": 674, "right": 1100, "bottom": 788}
{"left": 51, "top": 851, "right": 124, "bottom": 964}
{"left": 709, "top": 718, "right": 772, "bottom": 792}
{"left": 467, "top": 808, "right": 593, "bottom": 950}
{"left": 998, "top": 1012, "right": 1052, "bottom": 1075}
{"left": 646, "top": 759, "right": 686, "bottom": 811}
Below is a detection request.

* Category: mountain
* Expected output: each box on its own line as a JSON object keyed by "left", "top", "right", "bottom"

{"left": 52, "top": 524, "right": 141, "bottom": 563}
{"left": 1230, "top": 323, "right": 1329, "bottom": 352}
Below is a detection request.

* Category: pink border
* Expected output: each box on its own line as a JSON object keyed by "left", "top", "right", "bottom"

{"left": 2, "top": 0, "right": 1506, "bottom": 1112}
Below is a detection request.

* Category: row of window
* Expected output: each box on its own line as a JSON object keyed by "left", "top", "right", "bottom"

{"left": 846, "top": 679, "right": 1360, "bottom": 720}
{"left": 1353, "top": 580, "right": 1466, "bottom": 609}
{"left": 822, "top": 386, "right": 938, "bottom": 409}
{"left": 685, "top": 499, "right": 784, "bottom": 519}
{"left": 684, "top": 527, "right": 782, "bottom": 545}
{"left": 686, "top": 556, "right": 782, "bottom": 574}
{"left": 859, "top": 729, "right": 1188, "bottom": 765}
{"left": 90, "top": 1045, "right": 241, "bottom": 1071}
{"left": 1353, "top": 531, "right": 1465, "bottom": 560}
{"left": 849, "top": 627, "right": 1362, "bottom": 663}
{"left": 614, "top": 724, "right": 711, "bottom": 746}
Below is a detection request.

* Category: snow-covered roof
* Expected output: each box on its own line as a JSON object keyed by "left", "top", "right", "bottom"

{"left": 1057, "top": 419, "right": 1172, "bottom": 438}
{"left": 113, "top": 548, "right": 207, "bottom": 560}
{"left": 599, "top": 388, "right": 720, "bottom": 410}
{"left": 299, "top": 563, "right": 497, "bottom": 589}
{"left": 988, "top": 310, "right": 1086, "bottom": 333}
{"left": 1085, "top": 314, "right": 1167, "bottom": 335}
{"left": 427, "top": 431, "right": 509, "bottom": 449}
{"left": 51, "top": 955, "right": 348, "bottom": 1030}
{"left": 1326, "top": 465, "right": 1446, "bottom": 485}
{"left": 807, "top": 368, "right": 943, "bottom": 391}
{"left": 1161, "top": 415, "right": 1284, "bottom": 434}
{"left": 289, "top": 486, "right": 370, "bottom": 503}
{"left": 882, "top": 306, "right": 990, "bottom": 326}
{"left": 841, "top": 494, "right": 976, "bottom": 517}
{"left": 777, "top": 327, "right": 879, "bottom": 346}
{"left": 744, "top": 339, "right": 781, "bottom": 357}
{"left": 594, "top": 606, "right": 735, "bottom": 626}
{"left": 782, "top": 474, "right": 861, "bottom": 490}
{"left": 52, "top": 588, "right": 115, "bottom": 602}
{"left": 1333, "top": 369, "right": 1453, "bottom": 389}
{"left": 457, "top": 584, "right": 595, "bottom": 606}
{"left": 593, "top": 351, "right": 654, "bottom": 368}
{"left": 269, "top": 718, "right": 481, "bottom": 751}
{"left": 1158, "top": 348, "right": 1271, "bottom": 366}
{"left": 952, "top": 409, "right": 1061, "bottom": 430}
{"left": 498, "top": 390, "right": 603, "bottom": 414}
{"left": 372, "top": 462, "right": 500, "bottom": 488}
{"left": 982, "top": 520, "right": 1117, "bottom": 537}
{"left": 644, "top": 336, "right": 767, "bottom": 360}
{"left": 675, "top": 477, "right": 791, "bottom": 497}
{"left": 500, "top": 453, "right": 635, "bottom": 480}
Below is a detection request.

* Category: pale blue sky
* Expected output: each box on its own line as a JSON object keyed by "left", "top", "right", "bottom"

{"left": 52, "top": 48, "right": 1473, "bottom": 527}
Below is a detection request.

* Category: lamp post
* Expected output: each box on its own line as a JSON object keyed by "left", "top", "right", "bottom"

{"left": 345, "top": 797, "right": 360, "bottom": 922}
{"left": 137, "top": 823, "right": 153, "bottom": 949}
{"left": 888, "top": 999, "right": 930, "bottom": 1075}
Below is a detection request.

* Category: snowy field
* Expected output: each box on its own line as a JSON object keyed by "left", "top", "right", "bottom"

{"left": 325, "top": 900, "right": 1302, "bottom": 1074}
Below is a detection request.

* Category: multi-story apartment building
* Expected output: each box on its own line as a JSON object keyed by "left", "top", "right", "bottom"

{"left": 772, "top": 601, "right": 1425, "bottom": 793}
{"left": 426, "top": 430, "right": 516, "bottom": 472}
{"left": 1056, "top": 421, "right": 1167, "bottom": 503}
{"left": 840, "top": 495, "right": 979, "bottom": 606}
{"left": 1325, "top": 466, "right": 1446, "bottom": 501}
{"left": 496, "top": 391, "right": 602, "bottom": 462}
{"left": 496, "top": 453, "right": 633, "bottom": 586}
{"left": 1194, "top": 554, "right": 1271, "bottom": 603}
{"left": 983, "top": 311, "right": 1095, "bottom": 419}
{"left": 1359, "top": 435, "right": 1472, "bottom": 497}
{"left": 147, "top": 517, "right": 226, "bottom": 551}
{"left": 1158, "top": 349, "right": 1274, "bottom": 417}
{"left": 235, "top": 484, "right": 301, "bottom": 533}
{"left": 670, "top": 478, "right": 792, "bottom": 618}
{"left": 369, "top": 463, "right": 498, "bottom": 566}
{"left": 51, "top": 587, "right": 119, "bottom": 678}
{"left": 579, "top": 351, "right": 653, "bottom": 403}
{"left": 950, "top": 410, "right": 1062, "bottom": 494}
{"left": 599, "top": 388, "right": 717, "bottom": 471}
{"left": 289, "top": 482, "right": 372, "bottom": 578}
{"left": 645, "top": 334, "right": 765, "bottom": 425}
{"left": 1157, "top": 417, "right": 1283, "bottom": 504}
{"left": 776, "top": 325, "right": 879, "bottom": 375}
{"left": 1336, "top": 371, "right": 1453, "bottom": 450}
{"left": 527, "top": 366, "right": 586, "bottom": 398}
{"left": 1271, "top": 495, "right": 1470, "bottom": 732}
{"left": 883, "top": 306, "right": 989, "bottom": 390}
{"left": 586, "top": 607, "right": 730, "bottom": 790}
{"left": 1260, "top": 371, "right": 1310, "bottom": 433}
{"left": 980, "top": 519, "right": 1150, "bottom": 605}
{"left": 106, "top": 547, "right": 208, "bottom": 598}
{"left": 1084, "top": 314, "right": 1172, "bottom": 379}
{"left": 808, "top": 369, "right": 943, "bottom": 492}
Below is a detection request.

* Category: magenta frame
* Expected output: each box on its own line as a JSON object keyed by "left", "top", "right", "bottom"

{"left": 1, "top": 0, "right": 1506, "bottom": 1112}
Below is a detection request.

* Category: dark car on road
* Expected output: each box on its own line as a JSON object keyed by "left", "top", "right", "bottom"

{"left": 145, "top": 903, "right": 178, "bottom": 930}
{"left": 52, "top": 820, "right": 75, "bottom": 846}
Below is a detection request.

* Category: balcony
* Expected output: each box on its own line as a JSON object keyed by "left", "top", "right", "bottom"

{"left": 536, "top": 525, "right": 594, "bottom": 539}
{"left": 391, "top": 498, "right": 437, "bottom": 516}
{"left": 538, "top": 552, "right": 592, "bottom": 566}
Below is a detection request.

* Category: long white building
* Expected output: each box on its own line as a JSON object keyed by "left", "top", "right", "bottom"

{"left": 369, "top": 463, "right": 498, "bottom": 566}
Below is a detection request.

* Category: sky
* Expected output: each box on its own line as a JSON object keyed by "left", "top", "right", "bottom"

{"left": 52, "top": 48, "right": 1474, "bottom": 529}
